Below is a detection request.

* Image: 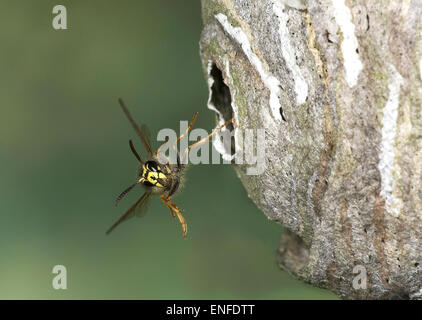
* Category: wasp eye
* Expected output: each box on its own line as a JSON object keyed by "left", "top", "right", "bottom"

{"left": 145, "top": 160, "right": 160, "bottom": 172}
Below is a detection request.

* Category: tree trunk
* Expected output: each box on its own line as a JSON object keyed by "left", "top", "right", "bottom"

{"left": 199, "top": 0, "right": 422, "bottom": 299}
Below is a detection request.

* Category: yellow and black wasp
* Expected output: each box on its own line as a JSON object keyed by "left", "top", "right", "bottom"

{"left": 106, "top": 98, "right": 232, "bottom": 238}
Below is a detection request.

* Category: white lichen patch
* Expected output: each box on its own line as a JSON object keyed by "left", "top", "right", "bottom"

{"left": 272, "top": 1, "right": 308, "bottom": 105}
{"left": 279, "top": 0, "right": 306, "bottom": 10}
{"left": 378, "top": 65, "right": 403, "bottom": 217}
{"left": 331, "top": 0, "right": 363, "bottom": 87}
{"left": 419, "top": 15, "right": 422, "bottom": 81}
{"left": 215, "top": 13, "right": 283, "bottom": 121}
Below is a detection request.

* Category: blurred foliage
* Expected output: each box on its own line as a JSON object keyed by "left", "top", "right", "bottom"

{"left": 0, "top": 0, "right": 337, "bottom": 299}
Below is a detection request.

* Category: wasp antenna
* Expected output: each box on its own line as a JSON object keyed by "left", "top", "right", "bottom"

{"left": 129, "top": 140, "right": 143, "bottom": 164}
{"left": 115, "top": 182, "right": 138, "bottom": 207}
{"left": 155, "top": 136, "right": 169, "bottom": 157}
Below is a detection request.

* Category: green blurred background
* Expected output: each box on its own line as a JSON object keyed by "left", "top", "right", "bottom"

{"left": 0, "top": 0, "right": 336, "bottom": 299}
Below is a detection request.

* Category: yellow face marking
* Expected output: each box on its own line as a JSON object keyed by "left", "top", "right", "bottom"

{"left": 146, "top": 171, "right": 164, "bottom": 187}
{"left": 139, "top": 163, "right": 166, "bottom": 188}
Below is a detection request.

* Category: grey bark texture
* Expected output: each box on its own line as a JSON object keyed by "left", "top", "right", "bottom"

{"left": 199, "top": 0, "right": 422, "bottom": 299}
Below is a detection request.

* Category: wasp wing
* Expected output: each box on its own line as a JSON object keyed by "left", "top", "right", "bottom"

{"left": 106, "top": 190, "right": 152, "bottom": 235}
{"left": 140, "top": 123, "right": 153, "bottom": 156}
{"left": 118, "top": 98, "right": 153, "bottom": 156}
{"left": 132, "top": 190, "right": 152, "bottom": 218}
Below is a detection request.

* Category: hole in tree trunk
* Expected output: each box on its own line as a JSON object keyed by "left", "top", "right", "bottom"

{"left": 208, "top": 63, "right": 236, "bottom": 158}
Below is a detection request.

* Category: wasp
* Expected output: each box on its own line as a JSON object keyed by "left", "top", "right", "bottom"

{"left": 106, "top": 98, "right": 232, "bottom": 238}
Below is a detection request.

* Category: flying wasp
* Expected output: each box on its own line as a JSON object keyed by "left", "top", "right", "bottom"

{"left": 106, "top": 98, "right": 232, "bottom": 238}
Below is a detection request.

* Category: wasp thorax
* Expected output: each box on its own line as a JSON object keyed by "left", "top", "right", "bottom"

{"left": 139, "top": 160, "right": 167, "bottom": 188}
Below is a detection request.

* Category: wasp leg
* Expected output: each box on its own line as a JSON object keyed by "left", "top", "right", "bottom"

{"left": 160, "top": 194, "right": 175, "bottom": 217}
{"left": 176, "top": 112, "right": 198, "bottom": 145}
{"left": 173, "top": 112, "right": 197, "bottom": 166}
{"left": 187, "top": 118, "right": 233, "bottom": 151}
{"left": 168, "top": 199, "right": 187, "bottom": 238}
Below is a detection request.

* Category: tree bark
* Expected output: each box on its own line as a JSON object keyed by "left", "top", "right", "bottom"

{"left": 199, "top": 0, "right": 422, "bottom": 299}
